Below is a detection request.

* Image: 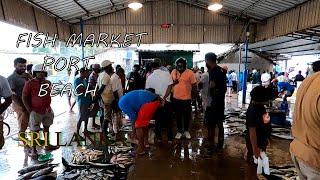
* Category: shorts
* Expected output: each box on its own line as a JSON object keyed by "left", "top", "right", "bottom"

{"left": 134, "top": 101, "right": 161, "bottom": 128}
{"left": 90, "top": 102, "right": 100, "bottom": 117}
{"left": 78, "top": 103, "right": 90, "bottom": 122}
{"left": 29, "top": 111, "right": 54, "bottom": 131}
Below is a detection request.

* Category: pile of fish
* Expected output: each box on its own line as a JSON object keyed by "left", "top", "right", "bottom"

{"left": 17, "top": 162, "right": 58, "bottom": 180}
{"left": 60, "top": 146, "right": 134, "bottom": 180}
{"left": 224, "top": 116, "right": 246, "bottom": 136}
{"left": 60, "top": 168, "right": 126, "bottom": 180}
{"left": 110, "top": 153, "right": 134, "bottom": 168}
{"left": 268, "top": 165, "right": 298, "bottom": 179}
{"left": 225, "top": 108, "right": 247, "bottom": 119}
{"left": 72, "top": 149, "right": 104, "bottom": 165}
{"left": 271, "top": 127, "right": 293, "bottom": 140}
{"left": 109, "top": 145, "right": 133, "bottom": 154}
{"left": 119, "top": 125, "right": 132, "bottom": 132}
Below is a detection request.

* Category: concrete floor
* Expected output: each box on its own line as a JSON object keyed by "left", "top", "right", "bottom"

{"left": 0, "top": 94, "right": 294, "bottom": 179}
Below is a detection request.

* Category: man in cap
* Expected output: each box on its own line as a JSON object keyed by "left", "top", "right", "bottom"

{"left": 7, "top": 57, "right": 32, "bottom": 141}
{"left": 290, "top": 60, "right": 320, "bottom": 179}
{"left": 22, "top": 64, "right": 58, "bottom": 156}
{"left": 0, "top": 75, "right": 12, "bottom": 149}
{"left": 97, "top": 60, "right": 114, "bottom": 135}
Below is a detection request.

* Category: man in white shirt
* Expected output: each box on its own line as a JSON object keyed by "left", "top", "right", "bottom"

{"left": 277, "top": 72, "right": 289, "bottom": 82}
{"left": 199, "top": 71, "right": 211, "bottom": 111}
{"left": 146, "top": 62, "right": 174, "bottom": 143}
{"left": 261, "top": 71, "right": 271, "bottom": 87}
{"left": 193, "top": 66, "right": 203, "bottom": 112}
{"left": 97, "top": 60, "right": 115, "bottom": 134}
{"left": 231, "top": 71, "right": 238, "bottom": 92}
{"left": 110, "top": 65, "right": 123, "bottom": 135}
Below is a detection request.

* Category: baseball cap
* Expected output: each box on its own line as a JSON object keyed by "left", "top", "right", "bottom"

{"left": 101, "top": 60, "right": 113, "bottom": 68}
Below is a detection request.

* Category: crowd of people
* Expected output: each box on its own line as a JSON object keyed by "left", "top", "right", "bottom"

{"left": 0, "top": 55, "right": 319, "bottom": 179}
{"left": 0, "top": 53, "right": 227, "bottom": 155}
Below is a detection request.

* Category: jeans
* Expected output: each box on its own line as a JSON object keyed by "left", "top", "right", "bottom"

{"left": 205, "top": 106, "right": 225, "bottom": 148}
{"left": 173, "top": 99, "right": 192, "bottom": 133}
{"left": 12, "top": 102, "right": 29, "bottom": 133}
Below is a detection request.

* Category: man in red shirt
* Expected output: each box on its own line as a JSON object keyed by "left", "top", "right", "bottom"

{"left": 22, "top": 64, "right": 58, "bottom": 156}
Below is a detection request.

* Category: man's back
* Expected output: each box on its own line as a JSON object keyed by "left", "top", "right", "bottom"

{"left": 290, "top": 72, "right": 320, "bottom": 170}
{"left": 127, "top": 72, "right": 144, "bottom": 91}
{"left": 146, "top": 69, "right": 173, "bottom": 101}
{"left": 209, "top": 66, "right": 227, "bottom": 99}
{"left": 295, "top": 74, "right": 305, "bottom": 82}
{"left": 119, "top": 90, "right": 157, "bottom": 111}
{"left": 231, "top": 72, "right": 237, "bottom": 81}
{"left": 98, "top": 71, "right": 114, "bottom": 104}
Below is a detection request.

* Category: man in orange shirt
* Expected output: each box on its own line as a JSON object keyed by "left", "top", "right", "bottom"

{"left": 171, "top": 58, "right": 197, "bottom": 140}
{"left": 290, "top": 60, "right": 320, "bottom": 179}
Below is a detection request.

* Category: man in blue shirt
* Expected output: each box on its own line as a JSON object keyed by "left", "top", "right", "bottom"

{"left": 119, "top": 89, "right": 162, "bottom": 155}
{"left": 74, "top": 68, "right": 92, "bottom": 138}
{"left": 118, "top": 89, "right": 158, "bottom": 123}
{"left": 277, "top": 81, "right": 295, "bottom": 101}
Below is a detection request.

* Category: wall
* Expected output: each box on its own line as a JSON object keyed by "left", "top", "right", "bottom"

{"left": 256, "top": 0, "right": 320, "bottom": 41}
{"left": 73, "top": 1, "right": 247, "bottom": 44}
{"left": 0, "top": 0, "right": 71, "bottom": 41}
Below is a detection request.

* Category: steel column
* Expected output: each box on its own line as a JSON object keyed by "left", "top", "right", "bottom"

{"left": 242, "top": 25, "right": 249, "bottom": 104}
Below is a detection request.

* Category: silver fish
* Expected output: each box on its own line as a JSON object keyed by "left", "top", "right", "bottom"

{"left": 87, "top": 162, "right": 115, "bottom": 167}
{"left": 62, "top": 157, "right": 89, "bottom": 169}
{"left": 31, "top": 166, "right": 54, "bottom": 178}
{"left": 17, "top": 170, "right": 38, "bottom": 180}
{"left": 18, "top": 162, "right": 49, "bottom": 174}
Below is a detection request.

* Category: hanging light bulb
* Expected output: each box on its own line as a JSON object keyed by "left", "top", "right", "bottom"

{"left": 128, "top": 2, "right": 143, "bottom": 11}
{"left": 208, "top": 1, "right": 223, "bottom": 11}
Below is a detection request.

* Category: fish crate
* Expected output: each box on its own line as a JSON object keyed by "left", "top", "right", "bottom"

{"left": 269, "top": 111, "right": 290, "bottom": 127}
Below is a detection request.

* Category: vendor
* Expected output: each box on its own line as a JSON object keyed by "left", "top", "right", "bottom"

{"left": 277, "top": 81, "right": 295, "bottom": 101}
{"left": 118, "top": 89, "right": 163, "bottom": 155}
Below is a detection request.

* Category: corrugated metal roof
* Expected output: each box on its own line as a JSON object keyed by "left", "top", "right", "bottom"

{"left": 26, "top": 0, "right": 309, "bottom": 23}
{"left": 206, "top": 0, "right": 309, "bottom": 20}
{"left": 249, "top": 34, "right": 320, "bottom": 57}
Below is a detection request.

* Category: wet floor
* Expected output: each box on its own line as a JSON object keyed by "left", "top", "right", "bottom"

{"left": 0, "top": 94, "right": 294, "bottom": 179}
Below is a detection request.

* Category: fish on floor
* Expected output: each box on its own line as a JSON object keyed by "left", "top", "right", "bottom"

{"left": 18, "top": 162, "right": 49, "bottom": 174}
{"left": 31, "top": 166, "right": 55, "bottom": 178}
